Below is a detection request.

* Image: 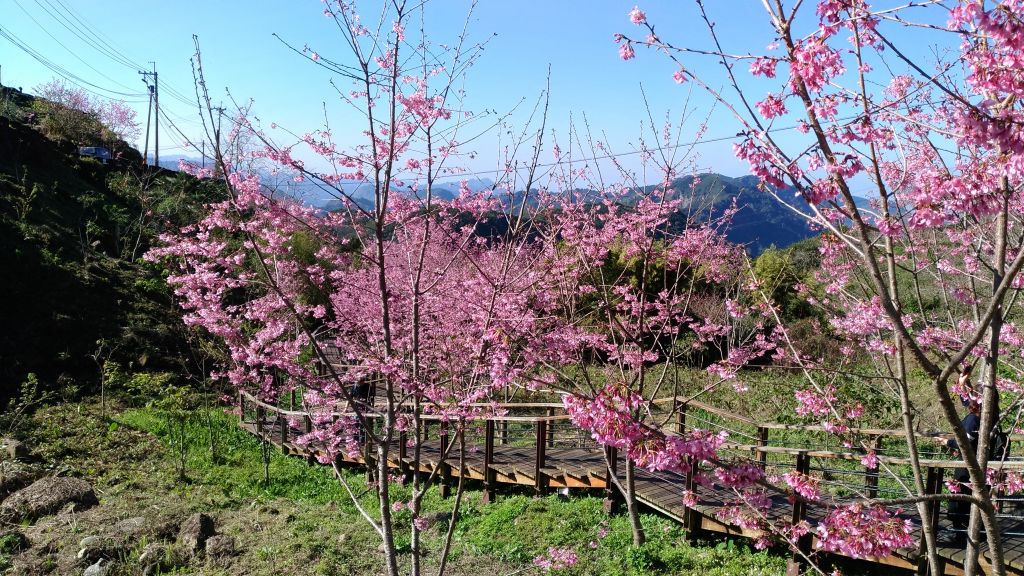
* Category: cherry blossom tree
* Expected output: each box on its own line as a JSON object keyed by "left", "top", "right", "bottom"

{"left": 612, "top": 1, "right": 1024, "bottom": 574}
{"left": 33, "top": 79, "right": 140, "bottom": 144}
{"left": 149, "top": 2, "right": 564, "bottom": 575}
{"left": 536, "top": 173, "right": 776, "bottom": 545}
{"left": 146, "top": 0, "right": 1024, "bottom": 573}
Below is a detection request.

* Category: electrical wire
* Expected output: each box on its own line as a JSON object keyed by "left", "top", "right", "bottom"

{"left": 157, "top": 106, "right": 200, "bottom": 152}
{"left": 10, "top": 0, "right": 142, "bottom": 93}
{"left": 32, "top": 0, "right": 142, "bottom": 71}
{"left": 48, "top": 0, "right": 147, "bottom": 70}
{"left": 14, "top": 0, "right": 199, "bottom": 112}
{"left": 0, "top": 24, "right": 146, "bottom": 99}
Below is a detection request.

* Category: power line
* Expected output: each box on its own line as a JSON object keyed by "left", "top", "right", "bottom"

{"left": 47, "top": 0, "right": 146, "bottom": 69}
{"left": 31, "top": 0, "right": 141, "bottom": 71}
{"left": 0, "top": 24, "right": 146, "bottom": 99}
{"left": 159, "top": 80, "right": 199, "bottom": 108}
{"left": 158, "top": 106, "right": 199, "bottom": 152}
{"left": 11, "top": 0, "right": 142, "bottom": 93}
{"left": 12, "top": 0, "right": 203, "bottom": 110}
{"left": 16, "top": 0, "right": 199, "bottom": 109}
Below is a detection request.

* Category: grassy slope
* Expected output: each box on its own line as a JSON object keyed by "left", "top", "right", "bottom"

{"left": 4, "top": 397, "right": 790, "bottom": 575}
{"left": 0, "top": 89, "right": 221, "bottom": 405}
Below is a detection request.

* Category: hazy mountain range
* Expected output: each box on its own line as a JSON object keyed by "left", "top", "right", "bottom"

{"left": 151, "top": 156, "right": 839, "bottom": 255}
{"left": 659, "top": 173, "right": 821, "bottom": 255}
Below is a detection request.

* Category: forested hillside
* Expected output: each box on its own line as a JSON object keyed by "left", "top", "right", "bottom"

{"left": 0, "top": 86, "right": 220, "bottom": 406}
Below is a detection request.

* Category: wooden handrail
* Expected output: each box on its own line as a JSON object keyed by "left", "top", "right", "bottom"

{"left": 239, "top": 391, "right": 1024, "bottom": 469}
{"left": 680, "top": 399, "right": 760, "bottom": 427}
{"left": 238, "top": 390, "right": 572, "bottom": 423}
{"left": 657, "top": 395, "right": 1024, "bottom": 442}
{"left": 719, "top": 441, "right": 1024, "bottom": 469}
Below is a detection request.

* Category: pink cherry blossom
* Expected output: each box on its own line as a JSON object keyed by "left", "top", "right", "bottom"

{"left": 629, "top": 6, "right": 646, "bottom": 24}
{"left": 533, "top": 547, "right": 578, "bottom": 571}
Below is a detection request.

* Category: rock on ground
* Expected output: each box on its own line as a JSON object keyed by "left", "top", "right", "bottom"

{"left": 205, "top": 534, "right": 235, "bottom": 560}
{"left": 110, "top": 516, "right": 148, "bottom": 539}
{"left": 0, "top": 476, "right": 97, "bottom": 522}
{"left": 138, "top": 542, "right": 174, "bottom": 576}
{"left": 1, "top": 438, "right": 28, "bottom": 460}
{"left": 176, "top": 512, "right": 215, "bottom": 556}
{"left": 0, "top": 460, "right": 38, "bottom": 500}
{"left": 83, "top": 558, "right": 111, "bottom": 576}
{"left": 77, "top": 535, "right": 124, "bottom": 563}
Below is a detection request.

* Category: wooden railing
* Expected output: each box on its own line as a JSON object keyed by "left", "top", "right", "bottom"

{"left": 237, "top": 389, "right": 1024, "bottom": 574}
{"left": 661, "top": 396, "right": 1024, "bottom": 573}
{"left": 237, "top": 390, "right": 586, "bottom": 498}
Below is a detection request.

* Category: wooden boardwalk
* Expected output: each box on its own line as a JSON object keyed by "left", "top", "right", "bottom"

{"left": 237, "top": 391, "right": 1024, "bottom": 575}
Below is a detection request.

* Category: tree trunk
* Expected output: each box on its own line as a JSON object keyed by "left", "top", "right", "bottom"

{"left": 377, "top": 442, "right": 400, "bottom": 576}
{"left": 625, "top": 459, "right": 645, "bottom": 546}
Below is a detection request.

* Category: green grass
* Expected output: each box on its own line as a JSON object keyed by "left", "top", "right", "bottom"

{"left": 454, "top": 495, "right": 785, "bottom": 575}
{"left": 116, "top": 404, "right": 790, "bottom": 575}
{"left": 118, "top": 407, "right": 351, "bottom": 505}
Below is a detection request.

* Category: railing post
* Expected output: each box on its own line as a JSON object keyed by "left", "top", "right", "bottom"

{"left": 786, "top": 451, "right": 812, "bottom": 576}
{"left": 256, "top": 404, "right": 265, "bottom": 436}
{"left": 399, "top": 427, "right": 409, "bottom": 478}
{"left": 238, "top": 391, "right": 246, "bottom": 423}
{"left": 756, "top": 426, "right": 768, "bottom": 469}
{"left": 280, "top": 411, "right": 288, "bottom": 448}
{"left": 302, "top": 414, "right": 315, "bottom": 465}
{"left": 603, "top": 446, "right": 619, "bottom": 514}
{"left": 483, "top": 419, "right": 496, "bottom": 503}
{"left": 439, "top": 421, "right": 451, "bottom": 499}
{"left": 997, "top": 472, "right": 1007, "bottom": 514}
{"left": 535, "top": 419, "right": 548, "bottom": 496}
{"left": 546, "top": 408, "right": 555, "bottom": 448}
{"left": 674, "top": 399, "right": 687, "bottom": 436}
{"left": 499, "top": 419, "right": 509, "bottom": 445}
{"left": 682, "top": 454, "right": 700, "bottom": 543}
{"left": 917, "top": 466, "right": 945, "bottom": 576}
{"left": 865, "top": 436, "right": 882, "bottom": 499}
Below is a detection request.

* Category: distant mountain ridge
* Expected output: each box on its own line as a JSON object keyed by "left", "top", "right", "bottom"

{"left": 311, "top": 171, "right": 824, "bottom": 255}
{"left": 659, "top": 173, "right": 819, "bottom": 256}
{"left": 147, "top": 156, "right": 824, "bottom": 254}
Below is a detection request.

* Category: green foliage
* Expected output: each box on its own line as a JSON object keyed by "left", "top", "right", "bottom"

{"left": 0, "top": 373, "right": 55, "bottom": 433}
{"left": 32, "top": 98, "right": 106, "bottom": 146}
{"left": 0, "top": 90, "right": 27, "bottom": 122}
{"left": 752, "top": 243, "right": 818, "bottom": 321}
{"left": 455, "top": 494, "right": 785, "bottom": 575}
{"left": 0, "top": 97, "right": 223, "bottom": 406}
{"left": 103, "top": 362, "right": 180, "bottom": 404}
{"left": 115, "top": 404, "right": 790, "bottom": 575}
{"left": 118, "top": 406, "right": 352, "bottom": 504}
{"left": 0, "top": 532, "right": 23, "bottom": 572}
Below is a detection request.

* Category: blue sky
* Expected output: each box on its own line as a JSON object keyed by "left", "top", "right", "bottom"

{"left": 0, "top": 1, "right": 955, "bottom": 187}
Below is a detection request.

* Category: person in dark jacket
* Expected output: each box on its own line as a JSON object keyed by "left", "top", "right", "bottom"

{"left": 351, "top": 379, "right": 372, "bottom": 444}
{"left": 946, "top": 399, "right": 981, "bottom": 533}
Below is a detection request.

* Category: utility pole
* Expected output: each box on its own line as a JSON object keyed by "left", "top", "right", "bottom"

{"left": 212, "top": 103, "right": 225, "bottom": 148}
{"left": 153, "top": 64, "right": 159, "bottom": 168}
{"left": 139, "top": 63, "right": 158, "bottom": 167}
{"left": 141, "top": 83, "right": 153, "bottom": 166}
{"left": 211, "top": 103, "right": 226, "bottom": 175}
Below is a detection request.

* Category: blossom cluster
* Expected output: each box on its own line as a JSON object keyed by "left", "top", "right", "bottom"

{"left": 533, "top": 546, "right": 579, "bottom": 571}
{"left": 816, "top": 503, "right": 915, "bottom": 559}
